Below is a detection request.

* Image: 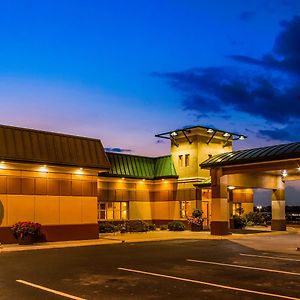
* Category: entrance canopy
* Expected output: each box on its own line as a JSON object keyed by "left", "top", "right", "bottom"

{"left": 200, "top": 141, "right": 300, "bottom": 181}
{"left": 200, "top": 141, "right": 300, "bottom": 235}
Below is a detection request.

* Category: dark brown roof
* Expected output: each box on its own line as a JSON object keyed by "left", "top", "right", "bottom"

{"left": 200, "top": 141, "right": 300, "bottom": 168}
{"left": 0, "top": 124, "right": 110, "bottom": 169}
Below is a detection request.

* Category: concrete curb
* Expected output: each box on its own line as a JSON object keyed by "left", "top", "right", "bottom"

{"left": 0, "top": 228, "right": 297, "bottom": 253}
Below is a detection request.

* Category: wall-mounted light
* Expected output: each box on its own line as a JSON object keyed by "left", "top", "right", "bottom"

{"left": 39, "top": 165, "right": 48, "bottom": 173}
{"left": 228, "top": 186, "right": 235, "bottom": 190}
{"left": 282, "top": 170, "right": 288, "bottom": 177}
{"left": 170, "top": 131, "right": 178, "bottom": 137}
{"left": 75, "top": 167, "right": 83, "bottom": 175}
{"left": 207, "top": 128, "right": 214, "bottom": 133}
{"left": 0, "top": 161, "right": 6, "bottom": 169}
{"left": 297, "top": 167, "right": 300, "bottom": 172}
{"left": 223, "top": 132, "right": 230, "bottom": 137}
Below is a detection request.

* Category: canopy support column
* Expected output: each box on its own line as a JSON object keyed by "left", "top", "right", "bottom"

{"left": 211, "top": 168, "right": 229, "bottom": 235}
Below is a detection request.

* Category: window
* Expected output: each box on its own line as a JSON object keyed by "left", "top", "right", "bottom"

{"left": 178, "top": 155, "right": 183, "bottom": 167}
{"left": 180, "top": 201, "right": 191, "bottom": 219}
{"left": 98, "top": 201, "right": 128, "bottom": 220}
{"left": 185, "top": 154, "right": 190, "bottom": 167}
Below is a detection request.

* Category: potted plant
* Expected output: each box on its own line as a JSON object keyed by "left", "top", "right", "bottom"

{"left": 11, "top": 221, "right": 42, "bottom": 245}
{"left": 187, "top": 209, "right": 203, "bottom": 231}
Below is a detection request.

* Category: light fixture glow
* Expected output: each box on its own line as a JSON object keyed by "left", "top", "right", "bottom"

{"left": 239, "top": 135, "right": 245, "bottom": 140}
{"left": 282, "top": 170, "right": 288, "bottom": 177}
{"left": 75, "top": 168, "right": 84, "bottom": 175}
{"left": 0, "top": 161, "right": 6, "bottom": 169}
{"left": 228, "top": 186, "right": 235, "bottom": 190}
{"left": 207, "top": 128, "right": 214, "bottom": 133}
{"left": 223, "top": 132, "right": 230, "bottom": 137}
{"left": 39, "top": 165, "right": 48, "bottom": 173}
{"left": 170, "top": 131, "right": 178, "bottom": 137}
{"left": 297, "top": 167, "right": 300, "bottom": 172}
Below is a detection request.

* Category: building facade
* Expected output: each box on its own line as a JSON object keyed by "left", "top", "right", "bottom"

{"left": 0, "top": 124, "right": 254, "bottom": 244}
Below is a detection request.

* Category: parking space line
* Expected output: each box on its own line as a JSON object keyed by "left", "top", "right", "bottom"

{"left": 118, "top": 267, "right": 300, "bottom": 300}
{"left": 240, "top": 253, "right": 300, "bottom": 262}
{"left": 16, "top": 280, "right": 86, "bottom": 300}
{"left": 187, "top": 259, "right": 300, "bottom": 276}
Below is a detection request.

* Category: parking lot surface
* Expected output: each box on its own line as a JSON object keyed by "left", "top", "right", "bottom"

{"left": 0, "top": 236, "right": 299, "bottom": 299}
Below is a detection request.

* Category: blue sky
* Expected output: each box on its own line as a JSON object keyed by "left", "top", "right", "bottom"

{"left": 1, "top": 1, "right": 300, "bottom": 204}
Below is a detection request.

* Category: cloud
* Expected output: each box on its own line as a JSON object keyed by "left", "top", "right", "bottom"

{"left": 104, "top": 147, "right": 132, "bottom": 153}
{"left": 239, "top": 11, "right": 256, "bottom": 22}
{"left": 154, "top": 67, "right": 300, "bottom": 124}
{"left": 154, "top": 15, "right": 300, "bottom": 143}
{"left": 230, "top": 16, "right": 300, "bottom": 76}
{"left": 258, "top": 123, "right": 300, "bottom": 142}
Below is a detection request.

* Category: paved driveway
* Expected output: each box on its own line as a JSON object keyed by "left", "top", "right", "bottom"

{"left": 0, "top": 236, "right": 299, "bottom": 299}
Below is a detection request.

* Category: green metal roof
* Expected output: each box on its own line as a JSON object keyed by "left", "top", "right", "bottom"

{"left": 100, "top": 152, "right": 178, "bottom": 179}
{"left": 200, "top": 141, "right": 300, "bottom": 169}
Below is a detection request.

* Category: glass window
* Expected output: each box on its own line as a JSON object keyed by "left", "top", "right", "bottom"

{"left": 185, "top": 154, "right": 190, "bottom": 167}
{"left": 98, "top": 201, "right": 129, "bottom": 220}
{"left": 178, "top": 155, "right": 183, "bottom": 167}
{"left": 180, "top": 201, "right": 191, "bottom": 219}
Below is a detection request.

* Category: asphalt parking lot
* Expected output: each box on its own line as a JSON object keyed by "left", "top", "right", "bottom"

{"left": 0, "top": 238, "right": 300, "bottom": 300}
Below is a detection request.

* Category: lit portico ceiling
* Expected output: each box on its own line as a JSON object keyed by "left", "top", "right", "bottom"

{"left": 155, "top": 125, "right": 247, "bottom": 147}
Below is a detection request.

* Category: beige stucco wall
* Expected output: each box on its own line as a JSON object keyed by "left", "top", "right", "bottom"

{"left": 0, "top": 195, "right": 97, "bottom": 226}
{"left": 0, "top": 166, "right": 98, "bottom": 227}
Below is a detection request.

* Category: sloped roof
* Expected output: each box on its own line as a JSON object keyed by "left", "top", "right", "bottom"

{"left": 201, "top": 141, "right": 300, "bottom": 169}
{"left": 0, "top": 124, "right": 110, "bottom": 169}
{"left": 101, "top": 152, "right": 178, "bottom": 179}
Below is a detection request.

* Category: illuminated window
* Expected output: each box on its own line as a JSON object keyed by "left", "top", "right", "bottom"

{"left": 179, "top": 201, "right": 191, "bottom": 219}
{"left": 185, "top": 154, "right": 190, "bottom": 167}
{"left": 98, "top": 201, "right": 128, "bottom": 220}
{"left": 178, "top": 155, "right": 183, "bottom": 167}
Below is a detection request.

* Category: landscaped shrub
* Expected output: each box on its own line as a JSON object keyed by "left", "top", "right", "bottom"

{"left": 147, "top": 223, "right": 156, "bottom": 231}
{"left": 125, "top": 220, "right": 149, "bottom": 232}
{"left": 11, "top": 221, "right": 42, "bottom": 244}
{"left": 160, "top": 224, "right": 168, "bottom": 231}
{"left": 99, "top": 223, "right": 119, "bottom": 233}
{"left": 245, "top": 212, "right": 267, "bottom": 226}
{"left": 168, "top": 221, "right": 185, "bottom": 231}
{"left": 233, "top": 215, "right": 247, "bottom": 229}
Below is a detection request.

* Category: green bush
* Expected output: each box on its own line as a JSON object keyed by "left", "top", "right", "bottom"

{"left": 160, "top": 224, "right": 168, "bottom": 231}
{"left": 147, "top": 223, "right": 156, "bottom": 231}
{"left": 245, "top": 212, "right": 267, "bottom": 226}
{"left": 233, "top": 215, "right": 246, "bottom": 229}
{"left": 126, "top": 220, "right": 149, "bottom": 232}
{"left": 99, "top": 223, "right": 119, "bottom": 233}
{"left": 168, "top": 221, "right": 185, "bottom": 231}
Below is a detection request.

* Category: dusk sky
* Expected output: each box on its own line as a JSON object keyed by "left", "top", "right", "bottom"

{"left": 1, "top": 0, "right": 300, "bottom": 204}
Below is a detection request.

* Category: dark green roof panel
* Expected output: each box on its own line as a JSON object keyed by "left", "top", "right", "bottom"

{"left": 102, "top": 152, "right": 178, "bottom": 179}
{"left": 201, "top": 141, "right": 300, "bottom": 168}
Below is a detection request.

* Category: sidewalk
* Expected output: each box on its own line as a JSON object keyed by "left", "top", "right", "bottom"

{"left": 0, "top": 226, "right": 297, "bottom": 253}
